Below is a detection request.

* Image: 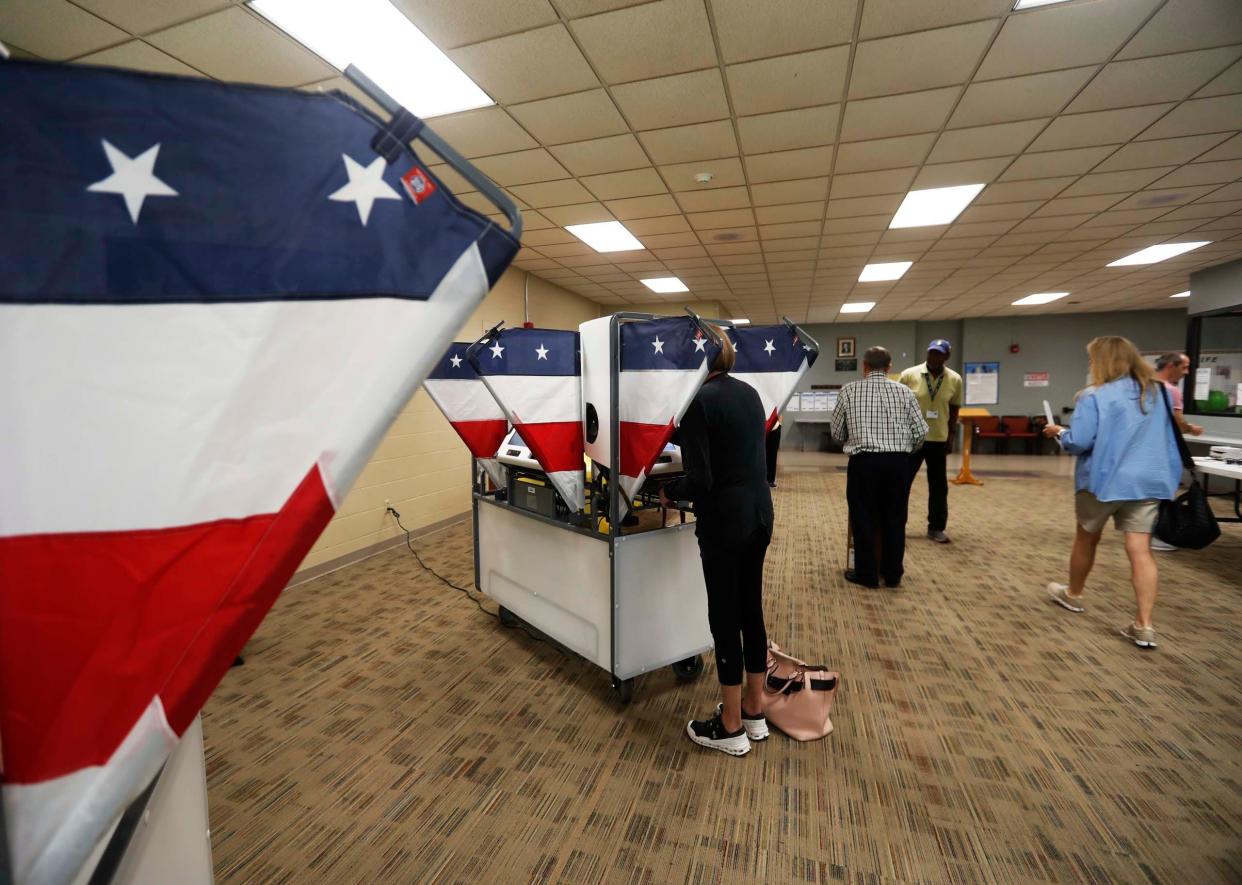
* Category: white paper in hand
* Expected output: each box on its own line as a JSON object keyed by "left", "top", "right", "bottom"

{"left": 1043, "top": 400, "right": 1055, "bottom": 426}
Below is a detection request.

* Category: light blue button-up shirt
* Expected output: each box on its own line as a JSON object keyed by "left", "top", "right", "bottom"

{"left": 1060, "top": 377, "right": 1182, "bottom": 502}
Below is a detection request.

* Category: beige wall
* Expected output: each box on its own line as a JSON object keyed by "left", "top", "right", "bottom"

{"left": 298, "top": 268, "right": 601, "bottom": 572}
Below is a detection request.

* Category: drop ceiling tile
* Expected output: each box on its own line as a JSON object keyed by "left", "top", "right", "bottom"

{"left": 958, "top": 200, "right": 1045, "bottom": 222}
{"left": 1033, "top": 194, "right": 1127, "bottom": 216}
{"left": 548, "top": 134, "right": 648, "bottom": 176}
{"left": 537, "top": 241, "right": 596, "bottom": 258}
{"left": 859, "top": 0, "right": 1009, "bottom": 39}
{"left": 750, "top": 177, "right": 830, "bottom": 206}
{"left": 76, "top": 39, "right": 201, "bottom": 75}
{"left": 509, "top": 89, "right": 627, "bottom": 144}
{"left": 1001, "top": 146, "right": 1116, "bottom": 181}
{"left": 427, "top": 163, "right": 480, "bottom": 195}
{"left": 841, "top": 87, "right": 960, "bottom": 141}
{"left": 1059, "top": 167, "right": 1175, "bottom": 197}
{"left": 1153, "top": 159, "right": 1242, "bottom": 188}
{"left": 638, "top": 121, "right": 739, "bottom": 166}
{"left": 423, "top": 107, "right": 537, "bottom": 158}
{"left": 1110, "top": 184, "right": 1221, "bottom": 210}
{"left": 570, "top": 0, "right": 715, "bottom": 82}
{"left": 1197, "top": 57, "right": 1242, "bottom": 97}
{"left": 651, "top": 245, "right": 709, "bottom": 260}
{"left": 603, "top": 193, "right": 681, "bottom": 219}
{"left": 834, "top": 133, "right": 937, "bottom": 173}
{"left": 393, "top": 0, "right": 557, "bottom": 50}
{"left": 942, "top": 220, "right": 1016, "bottom": 237}
{"left": 626, "top": 215, "right": 692, "bottom": 234}
{"left": 755, "top": 202, "right": 826, "bottom": 224}
{"left": 1199, "top": 134, "right": 1242, "bottom": 162}
{"left": 1093, "top": 133, "right": 1233, "bottom": 171}
{"left": 552, "top": 0, "right": 651, "bottom": 16}
{"left": 737, "top": 105, "right": 840, "bottom": 154}
{"left": 659, "top": 156, "right": 746, "bottom": 190}
{"left": 950, "top": 67, "right": 1096, "bottom": 128}
{"left": 826, "top": 193, "right": 904, "bottom": 218}
{"left": 1028, "top": 104, "right": 1174, "bottom": 152}
{"left": 449, "top": 25, "right": 597, "bottom": 104}
{"left": 640, "top": 231, "right": 702, "bottom": 249}
{"left": 1068, "top": 46, "right": 1242, "bottom": 114}
{"left": 928, "top": 119, "right": 1047, "bottom": 164}
{"left": 1170, "top": 198, "right": 1242, "bottom": 218}
{"left": 612, "top": 70, "right": 730, "bottom": 131}
{"left": 914, "top": 157, "right": 1011, "bottom": 188}
{"left": 977, "top": 0, "right": 1161, "bottom": 79}
{"left": 824, "top": 215, "right": 890, "bottom": 233}
{"left": 522, "top": 227, "right": 578, "bottom": 246}
{"left": 674, "top": 187, "right": 751, "bottom": 212}
{"left": 1079, "top": 208, "right": 1167, "bottom": 226}
{"left": 711, "top": 0, "right": 858, "bottom": 63}
{"left": 689, "top": 208, "right": 758, "bottom": 230}
{"left": 582, "top": 167, "right": 667, "bottom": 200}
{"left": 1119, "top": 0, "right": 1242, "bottom": 59}
{"left": 146, "top": 7, "right": 335, "bottom": 86}
{"left": 1, "top": 0, "right": 127, "bottom": 60}
{"left": 976, "top": 177, "right": 1076, "bottom": 203}
{"left": 473, "top": 149, "right": 569, "bottom": 186}
{"left": 830, "top": 167, "right": 918, "bottom": 199}
{"left": 849, "top": 21, "right": 996, "bottom": 100}
{"left": 1138, "top": 94, "right": 1242, "bottom": 140}
{"left": 726, "top": 46, "right": 849, "bottom": 117}
{"left": 510, "top": 179, "right": 597, "bottom": 207}
{"left": 1196, "top": 182, "right": 1242, "bottom": 202}
{"left": 744, "top": 146, "right": 835, "bottom": 183}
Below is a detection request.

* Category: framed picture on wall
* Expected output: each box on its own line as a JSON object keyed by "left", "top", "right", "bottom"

{"left": 835, "top": 359, "right": 858, "bottom": 372}
{"left": 836, "top": 337, "right": 856, "bottom": 358}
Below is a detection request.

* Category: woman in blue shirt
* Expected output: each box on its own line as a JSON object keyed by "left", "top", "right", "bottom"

{"left": 1041, "top": 336, "right": 1181, "bottom": 649}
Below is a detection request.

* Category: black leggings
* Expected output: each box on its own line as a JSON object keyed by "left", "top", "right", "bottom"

{"left": 700, "top": 528, "right": 770, "bottom": 685}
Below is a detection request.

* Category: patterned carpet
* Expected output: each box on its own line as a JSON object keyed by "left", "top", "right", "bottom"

{"left": 203, "top": 455, "right": 1242, "bottom": 884}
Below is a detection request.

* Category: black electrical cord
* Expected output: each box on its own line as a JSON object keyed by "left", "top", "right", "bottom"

{"left": 389, "top": 507, "right": 564, "bottom": 655}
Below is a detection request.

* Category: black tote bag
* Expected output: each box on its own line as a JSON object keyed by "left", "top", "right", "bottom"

{"left": 1154, "top": 385, "right": 1220, "bottom": 549}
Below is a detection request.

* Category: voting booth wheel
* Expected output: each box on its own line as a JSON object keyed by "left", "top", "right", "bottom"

{"left": 612, "top": 676, "right": 635, "bottom": 704}
{"left": 498, "top": 606, "right": 518, "bottom": 628}
{"left": 671, "top": 655, "right": 704, "bottom": 682}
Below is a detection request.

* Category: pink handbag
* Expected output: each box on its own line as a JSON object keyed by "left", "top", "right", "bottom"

{"left": 764, "top": 642, "right": 839, "bottom": 741}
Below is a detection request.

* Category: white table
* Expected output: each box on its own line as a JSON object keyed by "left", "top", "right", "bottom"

{"left": 1194, "top": 432, "right": 1242, "bottom": 447}
{"left": 1193, "top": 456, "right": 1242, "bottom": 523}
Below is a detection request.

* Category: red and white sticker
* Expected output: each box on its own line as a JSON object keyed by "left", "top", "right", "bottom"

{"left": 401, "top": 166, "right": 437, "bottom": 205}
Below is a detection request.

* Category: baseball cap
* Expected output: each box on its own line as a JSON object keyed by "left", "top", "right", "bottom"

{"left": 928, "top": 339, "right": 951, "bottom": 354}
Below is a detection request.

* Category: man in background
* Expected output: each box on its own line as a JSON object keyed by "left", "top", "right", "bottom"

{"left": 1152, "top": 352, "right": 1204, "bottom": 553}
{"left": 1155, "top": 352, "right": 1205, "bottom": 437}
{"left": 831, "top": 347, "right": 928, "bottom": 589}
{"left": 899, "top": 339, "right": 964, "bottom": 544}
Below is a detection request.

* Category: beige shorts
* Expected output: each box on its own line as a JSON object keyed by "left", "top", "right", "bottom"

{"left": 1075, "top": 491, "right": 1159, "bottom": 534}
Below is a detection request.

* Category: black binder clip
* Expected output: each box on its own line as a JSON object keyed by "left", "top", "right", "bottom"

{"left": 370, "top": 108, "right": 425, "bottom": 164}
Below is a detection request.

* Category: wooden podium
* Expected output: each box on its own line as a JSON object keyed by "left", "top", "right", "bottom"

{"left": 951, "top": 407, "right": 991, "bottom": 486}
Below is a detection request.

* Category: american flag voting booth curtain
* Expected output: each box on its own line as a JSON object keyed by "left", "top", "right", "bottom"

{"left": 0, "top": 60, "right": 517, "bottom": 885}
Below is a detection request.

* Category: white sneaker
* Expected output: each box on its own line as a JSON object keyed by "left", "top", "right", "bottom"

{"left": 686, "top": 712, "right": 750, "bottom": 756}
{"left": 1150, "top": 537, "right": 1177, "bottom": 552}
{"left": 716, "top": 703, "right": 769, "bottom": 742}
{"left": 1047, "top": 582, "right": 1085, "bottom": 613}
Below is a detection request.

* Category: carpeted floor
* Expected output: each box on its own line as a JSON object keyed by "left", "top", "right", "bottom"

{"left": 203, "top": 454, "right": 1242, "bottom": 884}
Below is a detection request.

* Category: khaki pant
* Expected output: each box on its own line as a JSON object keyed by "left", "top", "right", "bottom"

{"left": 1075, "top": 491, "right": 1159, "bottom": 534}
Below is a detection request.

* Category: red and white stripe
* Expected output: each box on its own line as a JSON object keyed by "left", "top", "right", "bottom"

{"left": 616, "top": 361, "right": 711, "bottom": 504}
{"left": 423, "top": 375, "right": 509, "bottom": 487}
{"left": 733, "top": 361, "right": 812, "bottom": 430}
{"left": 0, "top": 245, "right": 489, "bottom": 885}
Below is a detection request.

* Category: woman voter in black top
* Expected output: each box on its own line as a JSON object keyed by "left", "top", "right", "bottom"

{"left": 660, "top": 330, "right": 773, "bottom": 756}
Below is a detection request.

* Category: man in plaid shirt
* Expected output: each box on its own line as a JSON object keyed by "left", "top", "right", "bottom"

{"left": 831, "top": 346, "right": 929, "bottom": 588}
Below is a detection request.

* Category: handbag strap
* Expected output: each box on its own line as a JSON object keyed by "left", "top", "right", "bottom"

{"left": 1158, "top": 382, "right": 1194, "bottom": 470}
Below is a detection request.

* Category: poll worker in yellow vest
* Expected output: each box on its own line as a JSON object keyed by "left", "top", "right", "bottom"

{"left": 899, "top": 339, "right": 964, "bottom": 544}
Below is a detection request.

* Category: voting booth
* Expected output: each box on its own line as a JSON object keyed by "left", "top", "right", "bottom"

{"left": 425, "top": 311, "right": 817, "bottom": 701}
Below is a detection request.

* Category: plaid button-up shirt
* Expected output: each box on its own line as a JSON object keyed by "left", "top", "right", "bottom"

{"left": 831, "top": 371, "right": 929, "bottom": 455}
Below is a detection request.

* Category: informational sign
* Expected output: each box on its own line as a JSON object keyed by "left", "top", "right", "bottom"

{"left": 825, "top": 390, "right": 839, "bottom": 412}
{"left": 813, "top": 392, "right": 830, "bottom": 412}
{"left": 786, "top": 392, "right": 800, "bottom": 411}
{"left": 1024, "top": 371, "right": 1049, "bottom": 387}
{"left": 964, "top": 362, "right": 1000, "bottom": 405}
{"left": 1195, "top": 367, "right": 1212, "bottom": 400}
{"left": 800, "top": 392, "right": 816, "bottom": 411}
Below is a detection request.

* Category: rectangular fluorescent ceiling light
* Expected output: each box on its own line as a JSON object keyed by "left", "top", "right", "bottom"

{"left": 640, "top": 277, "right": 688, "bottom": 294}
{"left": 565, "top": 221, "right": 643, "bottom": 253}
{"left": 250, "top": 0, "right": 492, "bottom": 118}
{"left": 1013, "top": 0, "right": 1075, "bottom": 8}
{"left": 890, "top": 184, "right": 985, "bottom": 229}
{"left": 840, "top": 302, "right": 876, "bottom": 314}
{"left": 730, "top": 318, "right": 751, "bottom": 325}
{"left": 858, "top": 261, "right": 912, "bottom": 282}
{"left": 1106, "top": 241, "right": 1210, "bottom": 266}
{"left": 1170, "top": 291, "right": 1191, "bottom": 298}
{"left": 1012, "top": 292, "right": 1068, "bottom": 306}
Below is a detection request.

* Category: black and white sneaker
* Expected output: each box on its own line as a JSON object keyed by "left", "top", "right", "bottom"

{"left": 716, "top": 703, "right": 769, "bottom": 742}
{"left": 686, "top": 712, "right": 750, "bottom": 756}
